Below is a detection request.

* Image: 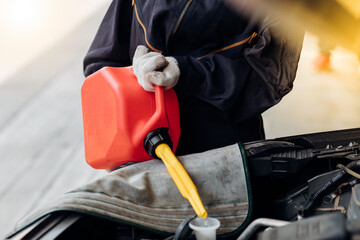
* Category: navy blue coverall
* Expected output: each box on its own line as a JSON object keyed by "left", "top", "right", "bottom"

{"left": 83, "top": 0, "right": 304, "bottom": 155}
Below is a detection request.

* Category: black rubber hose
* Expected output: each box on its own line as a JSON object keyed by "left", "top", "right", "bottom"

{"left": 299, "top": 160, "right": 360, "bottom": 216}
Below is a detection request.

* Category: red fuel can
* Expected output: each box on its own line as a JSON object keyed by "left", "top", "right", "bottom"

{"left": 81, "top": 66, "right": 181, "bottom": 169}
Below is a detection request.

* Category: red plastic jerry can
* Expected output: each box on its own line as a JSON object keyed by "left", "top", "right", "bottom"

{"left": 81, "top": 66, "right": 181, "bottom": 169}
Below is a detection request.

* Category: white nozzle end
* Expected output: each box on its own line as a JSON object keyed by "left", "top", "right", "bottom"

{"left": 189, "top": 217, "right": 220, "bottom": 240}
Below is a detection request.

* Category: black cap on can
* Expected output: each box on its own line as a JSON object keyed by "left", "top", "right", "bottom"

{"left": 143, "top": 127, "right": 173, "bottom": 159}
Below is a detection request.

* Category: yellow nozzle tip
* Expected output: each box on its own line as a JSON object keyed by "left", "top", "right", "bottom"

{"left": 189, "top": 189, "right": 207, "bottom": 219}
{"left": 199, "top": 211, "right": 208, "bottom": 219}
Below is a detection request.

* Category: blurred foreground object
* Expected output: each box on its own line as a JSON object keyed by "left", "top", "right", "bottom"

{"left": 224, "top": 0, "right": 360, "bottom": 56}
{"left": 312, "top": 41, "right": 334, "bottom": 72}
{"left": 313, "top": 51, "right": 331, "bottom": 72}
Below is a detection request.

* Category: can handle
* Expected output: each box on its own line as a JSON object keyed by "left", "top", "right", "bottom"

{"left": 154, "top": 85, "right": 167, "bottom": 124}
{"left": 133, "top": 85, "right": 168, "bottom": 145}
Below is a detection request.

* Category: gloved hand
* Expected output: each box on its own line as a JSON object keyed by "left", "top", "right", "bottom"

{"left": 133, "top": 45, "right": 180, "bottom": 91}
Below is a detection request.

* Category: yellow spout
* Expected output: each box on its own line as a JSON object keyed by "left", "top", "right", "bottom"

{"left": 155, "top": 143, "right": 207, "bottom": 219}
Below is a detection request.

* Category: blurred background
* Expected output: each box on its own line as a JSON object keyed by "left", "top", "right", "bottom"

{"left": 0, "top": 0, "right": 111, "bottom": 83}
{"left": 0, "top": 0, "right": 359, "bottom": 238}
{"left": 0, "top": 0, "right": 111, "bottom": 238}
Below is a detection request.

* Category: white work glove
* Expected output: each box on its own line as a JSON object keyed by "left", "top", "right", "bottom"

{"left": 132, "top": 45, "right": 180, "bottom": 91}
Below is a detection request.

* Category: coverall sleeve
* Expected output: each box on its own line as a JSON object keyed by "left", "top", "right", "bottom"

{"left": 173, "top": 21, "right": 304, "bottom": 123}
{"left": 83, "top": 0, "right": 133, "bottom": 77}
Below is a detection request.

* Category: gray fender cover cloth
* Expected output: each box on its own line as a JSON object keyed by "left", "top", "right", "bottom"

{"left": 13, "top": 143, "right": 252, "bottom": 237}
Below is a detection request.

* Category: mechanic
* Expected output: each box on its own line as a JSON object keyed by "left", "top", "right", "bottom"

{"left": 83, "top": 0, "right": 304, "bottom": 156}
